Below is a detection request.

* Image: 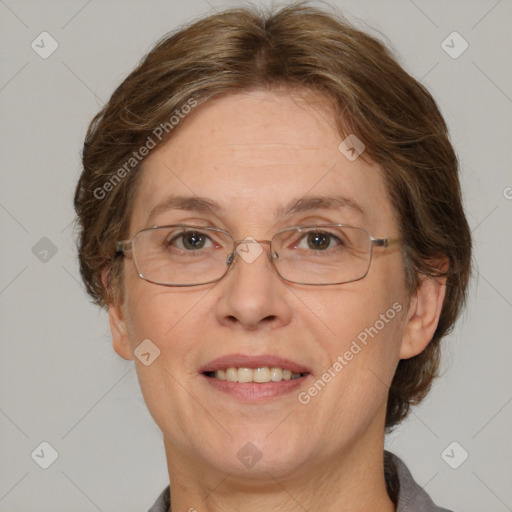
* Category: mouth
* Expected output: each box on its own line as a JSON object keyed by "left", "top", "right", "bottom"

{"left": 203, "top": 367, "right": 309, "bottom": 383}
{"left": 199, "top": 354, "right": 312, "bottom": 401}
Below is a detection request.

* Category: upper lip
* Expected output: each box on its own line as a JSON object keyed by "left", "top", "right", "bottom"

{"left": 200, "top": 354, "right": 312, "bottom": 374}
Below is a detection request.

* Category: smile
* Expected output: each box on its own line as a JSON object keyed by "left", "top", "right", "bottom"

{"left": 204, "top": 366, "right": 308, "bottom": 383}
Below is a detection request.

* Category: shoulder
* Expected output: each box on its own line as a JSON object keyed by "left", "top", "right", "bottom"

{"left": 146, "top": 485, "right": 170, "bottom": 512}
{"left": 386, "top": 451, "right": 454, "bottom": 512}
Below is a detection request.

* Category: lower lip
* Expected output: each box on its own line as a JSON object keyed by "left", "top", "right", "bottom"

{"left": 202, "top": 374, "right": 310, "bottom": 402}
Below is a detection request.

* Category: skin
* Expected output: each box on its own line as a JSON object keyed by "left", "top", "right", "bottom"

{"left": 104, "top": 88, "right": 446, "bottom": 512}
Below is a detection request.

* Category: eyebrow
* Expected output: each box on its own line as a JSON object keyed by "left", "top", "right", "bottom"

{"left": 146, "top": 194, "right": 366, "bottom": 224}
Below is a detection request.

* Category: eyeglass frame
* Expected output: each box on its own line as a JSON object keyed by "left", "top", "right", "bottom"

{"left": 114, "top": 223, "right": 400, "bottom": 287}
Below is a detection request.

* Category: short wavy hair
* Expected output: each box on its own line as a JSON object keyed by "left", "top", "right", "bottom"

{"left": 74, "top": 1, "right": 472, "bottom": 430}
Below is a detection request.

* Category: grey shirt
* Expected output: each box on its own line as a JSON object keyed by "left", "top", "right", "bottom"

{"left": 147, "top": 451, "right": 453, "bottom": 512}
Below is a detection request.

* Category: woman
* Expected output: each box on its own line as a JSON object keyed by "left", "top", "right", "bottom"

{"left": 74, "top": 3, "right": 471, "bottom": 511}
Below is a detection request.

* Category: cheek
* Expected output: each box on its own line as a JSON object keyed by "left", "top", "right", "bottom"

{"left": 292, "top": 291, "right": 405, "bottom": 453}
{"left": 296, "top": 254, "right": 407, "bottom": 393}
{"left": 298, "top": 283, "right": 405, "bottom": 349}
{"left": 123, "top": 277, "right": 210, "bottom": 375}
{"left": 122, "top": 284, "right": 206, "bottom": 437}
{"left": 123, "top": 266, "right": 198, "bottom": 341}
{"left": 313, "top": 294, "right": 404, "bottom": 411}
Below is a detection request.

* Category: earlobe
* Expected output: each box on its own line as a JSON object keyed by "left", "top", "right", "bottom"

{"left": 399, "top": 269, "right": 447, "bottom": 360}
{"left": 101, "top": 267, "right": 133, "bottom": 361}
{"left": 108, "top": 303, "right": 134, "bottom": 361}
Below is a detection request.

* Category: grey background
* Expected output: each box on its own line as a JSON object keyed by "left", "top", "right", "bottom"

{"left": 0, "top": 0, "right": 511, "bottom": 510}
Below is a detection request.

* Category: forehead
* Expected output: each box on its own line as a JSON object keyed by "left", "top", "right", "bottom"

{"left": 129, "top": 89, "right": 396, "bottom": 235}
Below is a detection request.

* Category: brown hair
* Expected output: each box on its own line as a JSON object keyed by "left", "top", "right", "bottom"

{"left": 74, "top": 1, "right": 472, "bottom": 429}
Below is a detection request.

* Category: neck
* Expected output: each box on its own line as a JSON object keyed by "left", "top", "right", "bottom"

{"left": 163, "top": 435, "right": 396, "bottom": 512}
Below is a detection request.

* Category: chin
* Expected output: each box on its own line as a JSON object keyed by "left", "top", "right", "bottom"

{"left": 202, "top": 434, "right": 311, "bottom": 479}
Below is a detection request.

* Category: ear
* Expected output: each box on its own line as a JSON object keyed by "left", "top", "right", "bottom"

{"left": 399, "top": 262, "right": 448, "bottom": 359}
{"left": 101, "top": 267, "right": 133, "bottom": 361}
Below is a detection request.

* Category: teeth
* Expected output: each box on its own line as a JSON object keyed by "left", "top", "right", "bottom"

{"left": 270, "top": 367, "right": 282, "bottom": 381}
{"left": 254, "top": 367, "right": 270, "bottom": 383}
{"left": 238, "top": 368, "right": 253, "bottom": 383}
{"left": 212, "top": 367, "right": 303, "bottom": 383}
{"left": 226, "top": 368, "right": 238, "bottom": 382}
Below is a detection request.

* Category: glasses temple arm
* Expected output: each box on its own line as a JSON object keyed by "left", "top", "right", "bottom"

{"left": 115, "top": 240, "right": 132, "bottom": 255}
{"left": 371, "top": 237, "right": 400, "bottom": 248}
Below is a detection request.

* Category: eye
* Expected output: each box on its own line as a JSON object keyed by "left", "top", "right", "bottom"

{"left": 296, "top": 230, "right": 343, "bottom": 251}
{"left": 165, "top": 230, "right": 213, "bottom": 251}
{"left": 297, "top": 230, "right": 342, "bottom": 251}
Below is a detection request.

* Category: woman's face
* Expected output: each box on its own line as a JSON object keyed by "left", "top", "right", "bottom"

{"left": 109, "top": 88, "right": 430, "bottom": 479}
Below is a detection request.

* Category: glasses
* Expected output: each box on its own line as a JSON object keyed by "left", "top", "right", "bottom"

{"left": 115, "top": 224, "right": 399, "bottom": 287}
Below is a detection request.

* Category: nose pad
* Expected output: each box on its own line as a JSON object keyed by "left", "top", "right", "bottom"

{"left": 226, "top": 251, "right": 236, "bottom": 266}
{"left": 224, "top": 242, "right": 277, "bottom": 270}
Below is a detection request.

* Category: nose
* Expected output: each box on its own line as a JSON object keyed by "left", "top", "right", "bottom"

{"left": 214, "top": 239, "right": 293, "bottom": 331}
{"left": 225, "top": 239, "right": 278, "bottom": 266}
